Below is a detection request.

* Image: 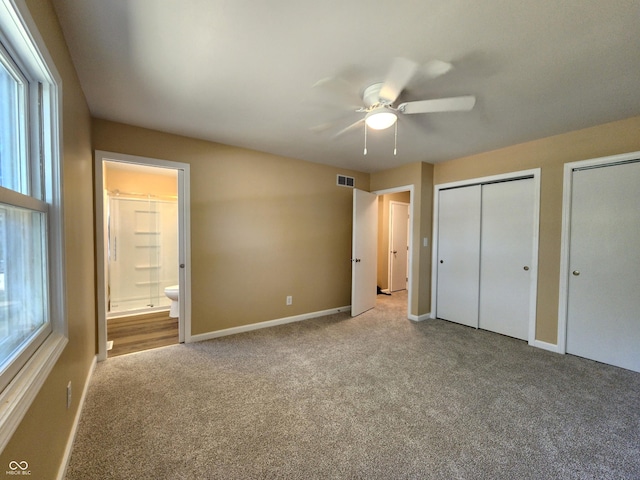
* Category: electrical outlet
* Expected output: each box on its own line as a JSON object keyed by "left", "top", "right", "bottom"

{"left": 286, "top": 295, "right": 293, "bottom": 306}
{"left": 66, "top": 381, "right": 72, "bottom": 409}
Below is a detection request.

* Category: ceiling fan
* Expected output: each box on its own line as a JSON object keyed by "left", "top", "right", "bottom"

{"left": 314, "top": 57, "right": 476, "bottom": 153}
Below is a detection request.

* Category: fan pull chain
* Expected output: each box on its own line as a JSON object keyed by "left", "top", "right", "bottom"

{"left": 394, "top": 121, "right": 398, "bottom": 155}
{"left": 363, "top": 122, "right": 368, "bottom": 155}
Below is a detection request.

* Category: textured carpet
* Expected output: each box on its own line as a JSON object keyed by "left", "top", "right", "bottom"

{"left": 66, "top": 292, "right": 640, "bottom": 479}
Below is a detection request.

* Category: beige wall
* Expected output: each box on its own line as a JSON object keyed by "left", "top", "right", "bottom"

{"left": 376, "top": 192, "right": 410, "bottom": 290}
{"left": 105, "top": 165, "right": 178, "bottom": 198}
{"left": 371, "top": 162, "right": 434, "bottom": 317}
{"left": 0, "top": 1, "right": 96, "bottom": 478}
{"left": 433, "top": 116, "right": 640, "bottom": 343}
{"left": 92, "top": 119, "right": 370, "bottom": 334}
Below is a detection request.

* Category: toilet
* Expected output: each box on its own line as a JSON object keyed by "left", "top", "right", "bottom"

{"left": 164, "top": 285, "right": 179, "bottom": 318}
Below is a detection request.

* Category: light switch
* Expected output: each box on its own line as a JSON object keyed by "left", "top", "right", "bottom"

{"left": 423, "top": 237, "right": 429, "bottom": 247}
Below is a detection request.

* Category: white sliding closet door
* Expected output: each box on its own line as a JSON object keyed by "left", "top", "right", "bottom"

{"left": 436, "top": 185, "right": 481, "bottom": 328}
{"left": 479, "top": 179, "right": 535, "bottom": 340}
{"left": 566, "top": 161, "right": 640, "bottom": 372}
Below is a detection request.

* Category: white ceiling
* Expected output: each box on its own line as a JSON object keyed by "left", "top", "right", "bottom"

{"left": 52, "top": 0, "right": 640, "bottom": 173}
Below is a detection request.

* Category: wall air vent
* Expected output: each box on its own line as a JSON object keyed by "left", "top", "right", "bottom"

{"left": 337, "top": 174, "right": 355, "bottom": 188}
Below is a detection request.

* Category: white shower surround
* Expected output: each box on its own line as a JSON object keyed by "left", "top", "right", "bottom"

{"left": 107, "top": 195, "right": 178, "bottom": 316}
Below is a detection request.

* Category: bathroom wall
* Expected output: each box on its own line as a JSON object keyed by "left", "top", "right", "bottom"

{"left": 104, "top": 164, "right": 178, "bottom": 197}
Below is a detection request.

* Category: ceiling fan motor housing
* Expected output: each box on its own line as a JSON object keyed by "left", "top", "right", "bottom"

{"left": 362, "top": 83, "right": 387, "bottom": 108}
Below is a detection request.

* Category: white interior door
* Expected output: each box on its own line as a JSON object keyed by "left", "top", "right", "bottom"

{"left": 566, "top": 161, "right": 640, "bottom": 372}
{"left": 436, "top": 185, "right": 481, "bottom": 327}
{"left": 479, "top": 179, "right": 535, "bottom": 340}
{"left": 389, "top": 202, "right": 409, "bottom": 292}
{"left": 352, "top": 189, "right": 378, "bottom": 317}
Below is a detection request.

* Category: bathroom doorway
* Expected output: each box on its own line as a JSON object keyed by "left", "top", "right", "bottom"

{"left": 95, "top": 151, "right": 191, "bottom": 360}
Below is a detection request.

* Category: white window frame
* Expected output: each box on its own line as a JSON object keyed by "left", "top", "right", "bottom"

{"left": 0, "top": 0, "right": 66, "bottom": 452}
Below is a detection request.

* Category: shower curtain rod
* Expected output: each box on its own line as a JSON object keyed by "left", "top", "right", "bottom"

{"left": 107, "top": 189, "right": 177, "bottom": 201}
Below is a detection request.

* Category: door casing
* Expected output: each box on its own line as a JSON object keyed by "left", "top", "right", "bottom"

{"left": 94, "top": 150, "right": 192, "bottom": 361}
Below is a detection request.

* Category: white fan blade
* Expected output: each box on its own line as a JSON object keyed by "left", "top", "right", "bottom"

{"left": 312, "top": 76, "right": 362, "bottom": 107}
{"left": 310, "top": 122, "right": 335, "bottom": 133}
{"left": 379, "top": 57, "right": 418, "bottom": 104}
{"left": 333, "top": 118, "right": 365, "bottom": 138}
{"left": 422, "top": 59, "right": 453, "bottom": 79}
{"left": 398, "top": 95, "right": 476, "bottom": 114}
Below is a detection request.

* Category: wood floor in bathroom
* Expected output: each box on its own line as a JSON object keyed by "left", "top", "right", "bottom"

{"left": 108, "top": 311, "right": 179, "bottom": 357}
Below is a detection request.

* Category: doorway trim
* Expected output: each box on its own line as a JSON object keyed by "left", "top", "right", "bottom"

{"left": 372, "top": 185, "right": 415, "bottom": 320}
{"left": 557, "top": 150, "right": 640, "bottom": 355}
{"left": 95, "top": 150, "right": 192, "bottom": 361}
{"left": 430, "top": 168, "right": 541, "bottom": 346}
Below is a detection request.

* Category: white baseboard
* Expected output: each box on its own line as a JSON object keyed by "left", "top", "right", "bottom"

{"left": 57, "top": 355, "right": 97, "bottom": 480}
{"left": 189, "top": 306, "right": 351, "bottom": 343}
{"left": 408, "top": 312, "right": 431, "bottom": 322}
{"left": 532, "top": 339, "right": 561, "bottom": 353}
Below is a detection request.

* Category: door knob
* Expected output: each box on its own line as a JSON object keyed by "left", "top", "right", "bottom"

{"left": 440, "top": 260, "right": 443, "bottom": 264}
{"left": 523, "top": 266, "right": 530, "bottom": 271}
{"left": 572, "top": 270, "right": 580, "bottom": 276}
{"left": 180, "top": 264, "right": 185, "bottom": 268}
{"left": 392, "top": 250, "right": 397, "bottom": 254}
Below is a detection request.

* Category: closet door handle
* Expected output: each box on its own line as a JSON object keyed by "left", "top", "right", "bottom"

{"left": 572, "top": 270, "right": 580, "bottom": 276}
{"left": 523, "top": 266, "right": 529, "bottom": 271}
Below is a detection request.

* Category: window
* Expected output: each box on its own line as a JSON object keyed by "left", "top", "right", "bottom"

{"left": 0, "top": 0, "right": 66, "bottom": 450}
{"left": 0, "top": 55, "right": 27, "bottom": 192}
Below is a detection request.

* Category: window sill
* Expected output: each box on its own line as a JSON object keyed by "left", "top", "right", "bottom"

{"left": 0, "top": 332, "right": 67, "bottom": 452}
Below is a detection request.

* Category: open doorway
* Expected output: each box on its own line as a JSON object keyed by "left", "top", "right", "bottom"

{"left": 95, "top": 151, "right": 191, "bottom": 360}
{"left": 372, "top": 186, "right": 414, "bottom": 317}
{"left": 377, "top": 193, "right": 410, "bottom": 294}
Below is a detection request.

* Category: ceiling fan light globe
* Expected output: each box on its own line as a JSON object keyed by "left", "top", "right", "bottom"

{"left": 365, "top": 110, "right": 397, "bottom": 130}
